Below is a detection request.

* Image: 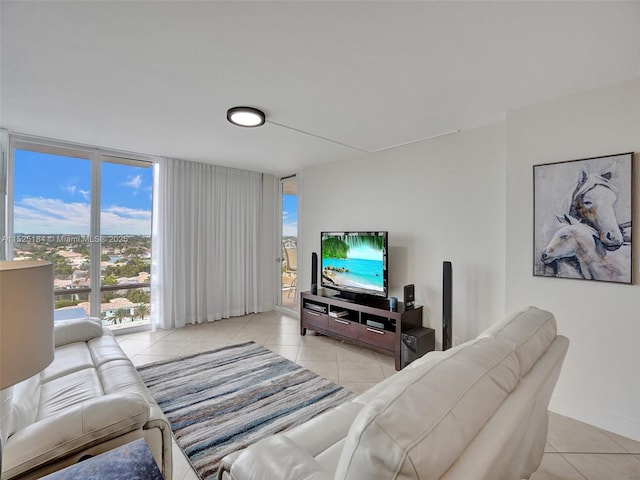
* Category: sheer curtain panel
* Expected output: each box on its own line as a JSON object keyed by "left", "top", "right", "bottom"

{"left": 151, "top": 158, "right": 262, "bottom": 330}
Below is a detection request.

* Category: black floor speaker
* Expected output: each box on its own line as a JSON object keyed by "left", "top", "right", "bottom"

{"left": 442, "top": 261, "right": 453, "bottom": 350}
{"left": 311, "top": 252, "right": 318, "bottom": 294}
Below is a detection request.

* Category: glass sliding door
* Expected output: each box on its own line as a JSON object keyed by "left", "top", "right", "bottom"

{"left": 279, "top": 175, "right": 298, "bottom": 310}
{"left": 9, "top": 138, "right": 154, "bottom": 331}
{"left": 99, "top": 156, "right": 153, "bottom": 329}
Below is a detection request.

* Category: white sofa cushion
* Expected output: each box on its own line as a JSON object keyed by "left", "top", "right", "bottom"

{"left": 224, "top": 400, "right": 365, "bottom": 479}
{"left": 7, "top": 374, "right": 41, "bottom": 436}
{"left": 280, "top": 402, "right": 365, "bottom": 460}
{"left": 38, "top": 369, "right": 104, "bottom": 420}
{"left": 230, "top": 436, "right": 333, "bottom": 480}
{"left": 88, "top": 334, "right": 132, "bottom": 367}
{"left": 334, "top": 338, "right": 520, "bottom": 480}
{"left": 53, "top": 317, "right": 104, "bottom": 347}
{"left": 480, "top": 306, "right": 557, "bottom": 377}
{"left": 40, "top": 343, "right": 95, "bottom": 383}
{"left": 3, "top": 393, "right": 149, "bottom": 478}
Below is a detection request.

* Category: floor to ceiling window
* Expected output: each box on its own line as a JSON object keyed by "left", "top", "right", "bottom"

{"left": 8, "top": 137, "right": 153, "bottom": 331}
{"left": 279, "top": 175, "right": 298, "bottom": 310}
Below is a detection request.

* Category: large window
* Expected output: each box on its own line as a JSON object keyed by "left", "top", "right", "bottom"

{"left": 9, "top": 138, "right": 153, "bottom": 330}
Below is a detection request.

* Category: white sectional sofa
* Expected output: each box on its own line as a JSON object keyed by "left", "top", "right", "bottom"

{"left": 1, "top": 317, "right": 172, "bottom": 480}
{"left": 219, "top": 306, "right": 569, "bottom": 480}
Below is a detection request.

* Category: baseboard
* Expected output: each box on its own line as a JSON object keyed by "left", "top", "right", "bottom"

{"left": 273, "top": 304, "right": 299, "bottom": 318}
{"left": 549, "top": 394, "right": 640, "bottom": 442}
{"left": 261, "top": 302, "right": 274, "bottom": 312}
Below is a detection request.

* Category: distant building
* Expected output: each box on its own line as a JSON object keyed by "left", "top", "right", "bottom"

{"left": 71, "top": 297, "right": 137, "bottom": 323}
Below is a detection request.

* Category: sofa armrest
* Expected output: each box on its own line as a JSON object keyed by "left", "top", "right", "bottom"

{"left": 54, "top": 317, "right": 104, "bottom": 346}
{"left": 220, "top": 436, "right": 332, "bottom": 480}
{"left": 3, "top": 393, "right": 149, "bottom": 478}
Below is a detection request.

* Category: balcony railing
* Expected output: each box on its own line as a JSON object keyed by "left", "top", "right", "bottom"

{"left": 54, "top": 282, "right": 151, "bottom": 330}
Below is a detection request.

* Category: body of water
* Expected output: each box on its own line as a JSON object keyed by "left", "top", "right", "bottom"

{"left": 322, "top": 257, "right": 384, "bottom": 291}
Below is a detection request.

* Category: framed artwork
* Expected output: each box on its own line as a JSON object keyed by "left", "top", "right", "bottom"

{"left": 533, "top": 152, "right": 633, "bottom": 284}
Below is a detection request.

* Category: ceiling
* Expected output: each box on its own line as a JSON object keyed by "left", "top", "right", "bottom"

{"left": 2, "top": 1, "right": 640, "bottom": 175}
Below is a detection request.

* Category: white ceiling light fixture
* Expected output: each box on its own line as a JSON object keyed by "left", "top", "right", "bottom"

{"left": 226, "top": 106, "right": 266, "bottom": 127}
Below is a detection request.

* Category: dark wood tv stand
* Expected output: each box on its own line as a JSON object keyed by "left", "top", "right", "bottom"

{"left": 300, "top": 290, "right": 423, "bottom": 370}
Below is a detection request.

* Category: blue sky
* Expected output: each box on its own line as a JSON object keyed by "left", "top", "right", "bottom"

{"left": 13, "top": 150, "right": 152, "bottom": 235}
{"left": 282, "top": 193, "right": 298, "bottom": 238}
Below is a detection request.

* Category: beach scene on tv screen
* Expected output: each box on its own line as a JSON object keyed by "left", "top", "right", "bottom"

{"left": 321, "top": 234, "right": 384, "bottom": 293}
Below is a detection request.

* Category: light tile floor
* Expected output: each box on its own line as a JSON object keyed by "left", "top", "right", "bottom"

{"left": 116, "top": 311, "right": 640, "bottom": 480}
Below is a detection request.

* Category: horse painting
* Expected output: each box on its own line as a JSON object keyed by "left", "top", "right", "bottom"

{"left": 568, "top": 168, "right": 625, "bottom": 251}
{"left": 540, "top": 215, "right": 629, "bottom": 283}
{"left": 533, "top": 152, "right": 632, "bottom": 284}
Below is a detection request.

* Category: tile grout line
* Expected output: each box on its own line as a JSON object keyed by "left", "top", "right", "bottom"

{"left": 556, "top": 452, "right": 589, "bottom": 480}
{"left": 557, "top": 452, "right": 640, "bottom": 455}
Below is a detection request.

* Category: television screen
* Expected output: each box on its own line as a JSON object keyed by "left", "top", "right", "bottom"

{"left": 320, "top": 231, "right": 388, "bottom": 298}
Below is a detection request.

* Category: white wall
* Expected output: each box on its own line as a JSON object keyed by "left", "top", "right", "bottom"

{"left": 299, "top": 123, "right": 506, "bottom": 347}
{"left": 505, "top": 77, "right": 640, "bottom": 440}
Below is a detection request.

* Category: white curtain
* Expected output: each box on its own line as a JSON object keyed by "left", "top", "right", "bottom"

{"left": 151, "top": 158, "right": 262, "bottom": 330}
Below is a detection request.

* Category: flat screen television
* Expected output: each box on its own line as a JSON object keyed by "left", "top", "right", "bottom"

{"left": 320, "top": 231, "right": 388, "bottom": 299}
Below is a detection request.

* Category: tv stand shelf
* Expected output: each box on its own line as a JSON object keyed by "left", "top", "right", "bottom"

{"left": 300, "top": 290, "right": 423, "bottom": 370}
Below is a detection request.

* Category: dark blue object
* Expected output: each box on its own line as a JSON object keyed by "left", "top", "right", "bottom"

{"left": 41, "top": 439, "right": 163, "bottom": 480}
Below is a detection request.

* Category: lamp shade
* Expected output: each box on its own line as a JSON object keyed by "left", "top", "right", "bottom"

{"left": 0, "top": 261, "right": 54, "bottom": 389}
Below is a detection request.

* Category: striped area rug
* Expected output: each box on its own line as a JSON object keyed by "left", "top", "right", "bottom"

{"left": 137, "top": 341, "right": 353, "bottom": 479}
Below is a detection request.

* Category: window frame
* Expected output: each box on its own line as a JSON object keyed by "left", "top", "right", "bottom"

{"left": 7, "top": 133, "right": 156, "bottom": 329}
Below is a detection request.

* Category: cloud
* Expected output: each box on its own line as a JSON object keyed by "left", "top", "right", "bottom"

{"left": 282, "top": 223, "right": 298, "bottom": 237}
{"left": 97, "top": 205, "right": 151, "bottom": 235}
{"left": 283, "top": 210, "right": 296, "bottom": 222}
{"left": 122, "top": 175, "right": 142, "bottom": 190}
{"left": 14, "top": 197, "right": 151, "bottom": 235}
{"left": 79, "top": 189, "right": 90, "bottom": 201}
{"left": 101, "top": 209, "right": 152, "bottom": 235}
{"left": 282, "top": 210, "right": 297, "bottom": 236}
{"left": 14, "top": 197, "right": 91, "bottom": 234}
{"left": 64, "top": 184, "right": 77, "bottom": 195}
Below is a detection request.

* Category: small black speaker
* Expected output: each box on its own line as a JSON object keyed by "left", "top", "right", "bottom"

{"left": 311, "top": 252, "right": 318, "bottom": 294}
{"left": 403, "top": 284, "right": 415, "bottom": 309}
{"left": 442, "top": 261, "right": 453, "bottom": 350}
{"left": 401, "top": 327, "right": 435, "bottom": 368}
